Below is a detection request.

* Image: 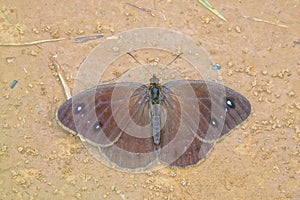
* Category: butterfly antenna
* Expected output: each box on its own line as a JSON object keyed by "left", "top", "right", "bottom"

{"left": 166, "top": 52, "right": 183, "bottom": 67}
{"left": 127, "top": 51, "right": 183, "bottom": 80}
{"left": 126, "top": 52, "right": 152, "bottom": 75}
{"left": 127, "top": 52, "right": 143, "bottom": 65}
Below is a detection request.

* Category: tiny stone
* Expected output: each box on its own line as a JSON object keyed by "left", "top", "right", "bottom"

{"left": 242, "top": 48, "right": 248, "bottom": 54}
{"left": 53, "top": 189, "right": 58, "bottom": 195}
{"left": 29, "top": 50, "right": 38, "bottom": 56}
{"left": 216, "top": 22, "right": 222, "bottom": 28}
{"left": 262, "top": 69, "right": 268, "bottom": 75}
{"left": 227, "top": 69, "right": 233, "bottom": 76}
{"left": 32, "top": 28, "right": 39, "bottom": 34}
{"left": 112, "top": 47, "right": 119, "bottom": 52}
{"left": 75, "top": 192, "right": 81, "bottom": 199}
{"left": 287, "top": 91, "right": 295, "bottom": 97}
{"left": 169, "top": 171, "right": 176, "bottom": 177}
{"left": 6, "top": 57, "right": 16, "bottom": 63}
{"left": 235, "top": 26, "right": 241, "bottom": 33}
{"left": 227, "top": 61, "right": 233, "bottom": 67}
{"left": 51, "top": 30, "right": 59, "bottom": 38}
{"left": 77, "top": 29, "right": 84, "bottom": 35}
{"left": 3, "top": 122, "right": 9, "bottom": 128}
{"left": 17, "top": 147, "right": 24, "bottom": 153}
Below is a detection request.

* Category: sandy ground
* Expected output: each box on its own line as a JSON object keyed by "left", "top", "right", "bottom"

{"left": 0, "top": 0, "right": 299, "bottom": 199}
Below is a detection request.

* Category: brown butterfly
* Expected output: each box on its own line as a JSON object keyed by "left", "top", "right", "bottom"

{"left": 57, "top": 70, "right": 251, "bottom": 171}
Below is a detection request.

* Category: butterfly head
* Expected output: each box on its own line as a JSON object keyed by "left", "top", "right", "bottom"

{"left": 150, "top": 74, "right": 159, "bottom": 84}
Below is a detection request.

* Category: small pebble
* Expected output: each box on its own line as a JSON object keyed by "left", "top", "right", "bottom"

{"left": 287, "top": 91, "right": 295, "bottom": 97}
{"left": 32, "top": 28, "right": 39, "bottom": 34}
{"left": 29, "top": 50, "right": 38, "bottom": 56}
{"left": 227, "top": 61, "right": 233, "bottom": 67}
{"left": 235, "top": 26, "right": 241, "bottom": 33}
{"left": 6, "top": 57, "right": 16, "bottom": 63}
{"left": 262, "top": 69, "right": 268, "bottom": 75}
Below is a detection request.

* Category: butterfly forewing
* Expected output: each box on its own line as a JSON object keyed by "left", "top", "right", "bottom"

{"left": 57, "top": 82, "right": 157, "bottom": 170}
{"left": 158, "top": 80, "right": 251, "bottom": 167}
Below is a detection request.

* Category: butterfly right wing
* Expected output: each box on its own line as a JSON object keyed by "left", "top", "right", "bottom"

{"left": 159, "top": 80, "right": 251, "bottom": 167}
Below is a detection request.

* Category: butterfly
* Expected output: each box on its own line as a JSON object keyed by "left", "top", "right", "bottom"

{"left": 57, "top": 70, "right": 251, "bottom": 171}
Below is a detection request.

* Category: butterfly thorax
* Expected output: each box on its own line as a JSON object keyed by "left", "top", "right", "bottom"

{"left": 149, "top": 84, "right": 161, "bottom": 104}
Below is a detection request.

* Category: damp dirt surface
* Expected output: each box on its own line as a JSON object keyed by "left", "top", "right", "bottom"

{"left": 0, "top": 0, "right": 299, "bottom": 199}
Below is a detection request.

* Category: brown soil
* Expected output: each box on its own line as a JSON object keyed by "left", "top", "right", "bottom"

{"left": 0, "top": 0, "right": 299, "bottom": 199}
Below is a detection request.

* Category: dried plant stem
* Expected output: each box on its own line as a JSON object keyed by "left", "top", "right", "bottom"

{"left": 0, "top": 11, "right": 22, "bottom": 32}
{"left": 243, "top": 16, "right": 288, "bottom": 28}
{"left": 50, "top": 57, "right": 72, "bottom": 100}
{"left": 0, "top": 38, "right": 66, "bottom": 46}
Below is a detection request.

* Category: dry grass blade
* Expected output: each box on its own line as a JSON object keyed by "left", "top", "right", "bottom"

{"left": 243, "top": 16, "right": 288, "bottom": 28}
{"left": 0, "top": 38, "right": 66, "bottom": 46}
{"left": 50, "top": 56, "right": 72, "bottom": 100}
{"left": 0, "top": 10, "right": 23, "bottom": 32}
{"left": 197, "top": 0, "right": 227, "bottom": 22}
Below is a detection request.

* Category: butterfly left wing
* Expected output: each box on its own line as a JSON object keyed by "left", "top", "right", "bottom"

{"left": 57, "top": 82, "right": 157, "bottom": 171}
{"left": 158, "top": 80, "right": 251, "bottom": 167}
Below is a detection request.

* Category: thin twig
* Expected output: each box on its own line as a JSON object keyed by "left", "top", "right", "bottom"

{"left": 125, "top": 3, "right": 152, "bottom": 13}
{"left": 0, "top": 38, "right": 66, "bottom": 46}
{"left": 243, "top": 16, "right": 288, "bottom": 28}
{"left": 50, "top": 56, "right": 72, "bottom": 100}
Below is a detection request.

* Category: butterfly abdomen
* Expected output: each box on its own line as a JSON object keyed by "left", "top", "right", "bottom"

{"left": 150, "top": 104, "right": 161, "bottom": 145}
